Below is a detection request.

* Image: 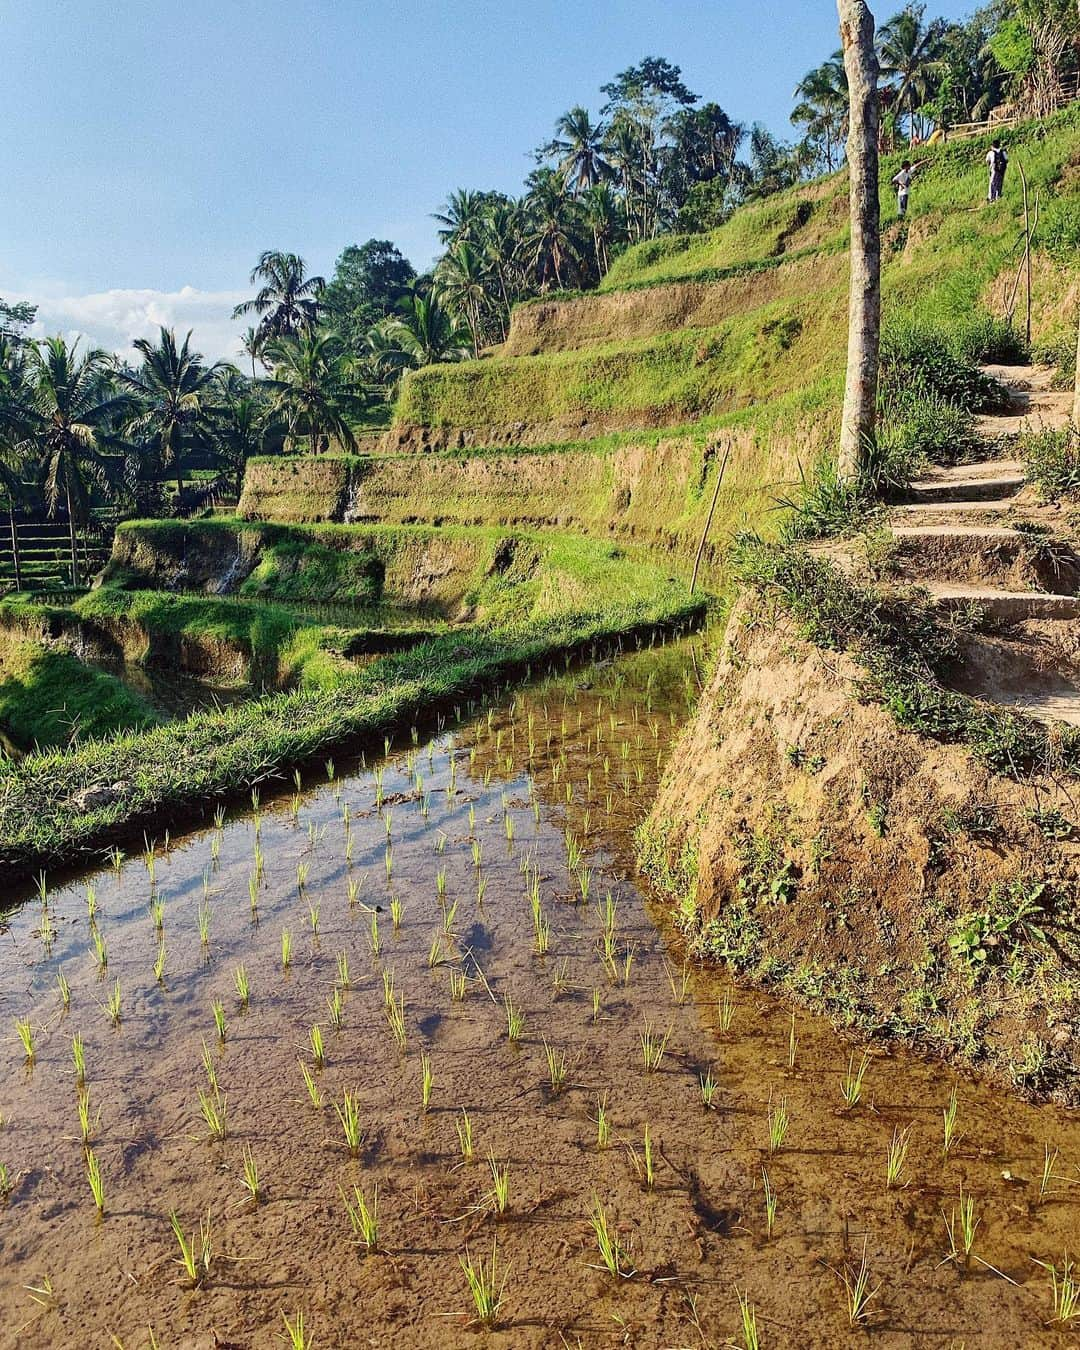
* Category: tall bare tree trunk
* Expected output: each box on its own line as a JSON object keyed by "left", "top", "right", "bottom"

{"left": 65, "top": 477, "right": 79, "bottom": 589}
{"left": 837, "top": 0, "right": 881, "bottom": 483}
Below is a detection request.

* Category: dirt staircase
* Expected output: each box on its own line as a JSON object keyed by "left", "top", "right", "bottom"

{"left": 886, "top": 364, "right": 1080, "bottom": 726}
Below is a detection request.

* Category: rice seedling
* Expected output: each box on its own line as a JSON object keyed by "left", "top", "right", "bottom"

{"left": 347, "top": 876, "right": 363, "bottom": 907}
{"left": 15, "top": 1018, "right": 34, "bottom": 1064}
{"left": 327, "top": 987, "right": 344, "bottom": 1031}
{"left": 551, "top": 958, "right": 571, "bottom": 997}
{"left": 296, "top": 862, "right": 310, "bottom": 894}
{"left": 72, "top": 1032, "right": 86, "bottom": 1086}
{"left": 335, "top": 951, "right": 350, "bottom": 990}
{"left": 148, "top": 894, "right": 165, "bottom": 932}
{"left": 543, "top": 1040, "right": 568, "bottom": 1095}
{"left": 241, "top": 1144, "right": 260, "bottom": 1203}
{"left": 504, "top": 813, "right": 514, "bottom": 844}
{"left": 595, "top": 1095, "right": 611, "bottom": 1148}
{"left": 335, "top": 1089, "right": 364, "bottom": 1156}
{"left": 1035, "top": 1252, "right": 1080, "bottom": 1324}
{"left": 309, "top": 1023, "right": 325, "bottom": 1068}
{"left": 212, "top": 999, "right": 227, "bottom": 1044}
{"left": 382, "top": 968, "right": 395, "bottom": 1007}
{"left": 105, "top": 978, "right": 122, "bottom": 1027}
{"left": 592, "top": 988, "right": 602, "bottom": 1022}
{"left": 384, "top": 843, "right": 393, "bottom": 883}
{"left": 384, "top": 808, "right": 394, "bottom": 840}
{"left": 731, "top": 1288, "right": 760, "bottom": 1350}
{"left": 342, "top": 1182, "right": 379, "bottom": 1254}
{"left": 762, "top": 1167, "right": 778, "bottom": 1238}
{"left": 699, "top": 1069, "right": 719, "bottom": 1109}
{"left": 0, "top": 1164, "right": 10, "bottom": 1201}
{"left": 385, "top": 992, "right": 407, "bottom": 1051}
{"left": 787, "top": 1011, "right": 798, "bottom": 1069}
{"left": 460, "top": 1234, "right": 506, "bottom": 1326}
{"left": 456, "top": 1108, "right": 474, "bottom": 1160}
{"left": 476, "top": 874, "right": 488, "bottom": 906}
{"left": 85, "top": 1147, "right": 105, "bottom": 1215}
{"left": 325, "top": 758, "right": 335, "bottom": 782}
{"left": 590, "top": 1197, "right": 630, "bottom": 1277}
{"left": 197, "top": 1087, "right": 228, "bottom": 1141}
{"left": 427, "top": 935, "right": 444, "bottom": 968}
{"left": 435, "top": 831, "right": 447, "bottom": 854}
{"left": 211, "top": 834, "right": 222, "bottom": 863}
{"left": 85, "top": 883, "right": 98, "bottom": 924}
{"left": 885, "top": 1124, "right": 913, "bottom": 1190}
{"left": 503, "top": 994, "right": 525, "bottom": 1043}
{"left": 666, "top": 962, "right": 691, "bottom": 1006}
{"left": 307, "top": 904, "right": 320, "bottom": 938}
{"left": 281, "top": 929, "right": 293, "bottom": 971}
{"left": 197, "top": 900, "right": 212, "bottom": 948}
{"left": 1040, "top": 1144, "right": 1060, "bottom": 1202}
{"left": 942, "top": 1085, "right": 961, "bottom": 1156}
{"left": 487, "top": 1152, "right": 510, "bottom": 1216}
{"left": 143, "top": 847, "right": 156, "bottom": 886}
{"left": 171, "top": 1209, "right": 212, "bottom": 1287}
{"left": 449, "top": 968, "right": 468, "bottom": 1002}
{"left": 252, "top": 840, "right": 264, "bottom": 878}
{"left": 91, "top": 927, "right": 108, "bottom": 974}
{"left": 533, "top": 910, "right": 550, "bottom": 956}
{"left": 57, "top": 967, "right": 71, "bottom": 1010}
{"left": 369, "top": 911, "right": 381, "bottom": 957}
{"left": 840, "top": 1049, "right": 871, "bottom": 1109}
{"left": 766, "top": 1094, "right": 790, "bottom": 1153}
{"left": 837, "top": 1236, "right": 880, "bottom": 1326}
{"left": 639, "top": 1020, "right": 670, "bottom": 1073}
{"left": 390, "top": 896, "right": 403, "bottom": 930}
{"left": 299, "top": 1058, "right": 323, "bottom": 1109}
{"left": 77, "top": 1089, "right": 96, "bottom": 1145}
{"left": 202, "top": 1039, "right": 219, "bottom": 1092}
{"left": 942, "top": 1183, "right": 979, "bottom": 1271}
{"left": 471, "top": 839, "right": 483, "bottom": 870}
{"left": 718, "top": 987, "right": 736, "bottom": 1033}
{"left": 418, "top": 1051, "right": 434, "bottom": 1111}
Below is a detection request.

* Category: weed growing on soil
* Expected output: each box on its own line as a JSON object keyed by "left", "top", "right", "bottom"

{"left": 299, "top": 1059, "right": 323, "bottom": 1109}
{"left": 460, "top": 1235, "right": 506, "bottom": 1326}
{"left": 85, "top": 1147, "right": 104, "bottom": 1215}
{"left": 241, "top": 1145, "right": 260, "bottom": 1203}
{"left": 282, "top": 1309, "right": 313, "bottom": 1350}
{"left": 840, "top": 1050, "right": 871, "bottom": 1109}
{"left": 198, "top": 1087, "right": 228, "bottom": 1141}
{"left": 343, "top": 1182, "right": 379, "bottom": 1254}
{"left": 15, "top": 1018, "right": 34, "bottom": 1064}
{"left": 488, "top": 1153, "right": 510, "bottom": 1216}
{"left": 885, "top": 1125, "right": 913, "bottom": 1189}
{"left": 457, "top": 1109, "right": 474, "bottom": 1161}
{"left": 767, "top": 1094, "right": 790, "bottom": 1153}
{"left": 336, "top": 1090, "right": 364, "bottom": 1156}
{"left": 590, "top": 1197, "right": 630, "bottom": 1277}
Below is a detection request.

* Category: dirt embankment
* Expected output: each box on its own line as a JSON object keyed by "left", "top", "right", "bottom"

{"left": 379, "top": 407, "right": 685, "bottom": 455}
{"left": 641, "top": 595, "right": 1080, "bottom": 1102}
{"left": 503, "top": 253, "right": 847, "bottom": 356}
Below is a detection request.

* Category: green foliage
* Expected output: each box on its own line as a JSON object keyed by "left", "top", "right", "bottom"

{"left": 880, "top": 316, "right": 1008, "bottom": 411}
{"left": 1023, "top": 427, "right": 1080, "bottom": 502}
{"left": 949, "top": 878, "right": 1049, "bottom": 978}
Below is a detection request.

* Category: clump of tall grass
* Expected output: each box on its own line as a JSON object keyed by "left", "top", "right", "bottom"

{"left": 171, "top": 1209, "right": 212, "bottom": 1287}
{"left": 885, "top": 1124, "right": 913, "bottom": 1190}
{"left": 336, "top": 1089, "right": 364, "bottom": 1156}
{"left": 590, "top": 1197, "right": 631, "bottom": 1277}
{"left": 460, "top": 1235, "right": 507, "bottom": 1326}
{"left": 342, "top": 1182, "right": 379, "bottom": 1254}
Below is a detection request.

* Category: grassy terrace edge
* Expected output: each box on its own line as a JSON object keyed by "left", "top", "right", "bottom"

{"left": 0, "top": 592, "right": 706, "bottom": 879}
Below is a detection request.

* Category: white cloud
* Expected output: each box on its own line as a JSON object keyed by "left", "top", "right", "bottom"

{"left": 15, "top": 284, "right": 250, "bottom": 364}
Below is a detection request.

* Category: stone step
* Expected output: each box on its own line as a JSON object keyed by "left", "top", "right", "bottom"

{"left": 891, "top": 499, "right": 1017, "bottom": 519}
{"left": 927, "top": 582, "right": 1080, "bottom": 622}
{"left": 917, "top": 459, "right": 1025, "bottom": 483}
{"left": 905, "top": 472, "right": 1025, "bottom": 504}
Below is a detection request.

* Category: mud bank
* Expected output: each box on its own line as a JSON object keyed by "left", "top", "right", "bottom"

{"left": 640, "top": 595, "right": 1080, "bottom": 1103}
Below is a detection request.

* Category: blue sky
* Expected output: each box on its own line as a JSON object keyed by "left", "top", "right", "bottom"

{"left": 0, "top": 0, "right": 976, "bottom": 359}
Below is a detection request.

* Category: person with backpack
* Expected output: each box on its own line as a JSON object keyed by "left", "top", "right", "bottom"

{"left": 986, "top": 142, "right": 1008, "bottom": 202}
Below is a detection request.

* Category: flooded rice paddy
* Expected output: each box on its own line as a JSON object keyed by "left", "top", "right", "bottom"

{"left": 1, "top": 637, "right": 1079, "bottom": 1347}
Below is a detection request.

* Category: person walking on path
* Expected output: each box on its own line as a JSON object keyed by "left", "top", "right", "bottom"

{"left": 986, "top": 141, "right": 1008, "bottom": 202}
{"left": 890, "top": 159, "right": 926, "bottom": 217}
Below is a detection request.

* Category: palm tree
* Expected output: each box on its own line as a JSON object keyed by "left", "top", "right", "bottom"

{"left": 241, "top": 326, "right": 263, "bottom": 379}
{"left": 121, "top": 327, "right": 221, "bottom": 500}
{"left": 580, "top": 183, "right": 621, "bottom": 278}
{"left": 524, "top": 169, "right": 584, "bottom": 291}
{"left": 878, "top": 5, "right": 943, "bottom": 143}
{"left": 211, "top": 371, "right": 273, "bottom": 496}
{"left": 0, "top": 337, "right": 35, "bottom": 590}
{"left": 263, "top": 330, "right": 357, "bottom": 456}
{"left": 606, "top": 118, "right": 644, "bottom": 239}
{"left": 548, "top": 107, "right": 613, "bottom": 194}
{"left": 792, "top": 56, "right": 849, "bottom": 170}
{"left": 378, "top": 292, "right": 468, "bottom": 370}
{"left": 478, "top": 200, "right": 526, "bottom": 339}
{"left": 232, "top": 251, "right": 325, "bottom": 346}
{"left": 25, "top": 337, "right": 127, "bottom": 587}
{"left": 436, "top": 242, "right": 491, "bottom": 358}
{"left": 433, "top": 190, "right": 495, "bottom": 247}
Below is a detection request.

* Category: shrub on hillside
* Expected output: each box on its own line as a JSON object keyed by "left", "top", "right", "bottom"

{"left": 881, "top": 317, "right": 1010, "bottom": 411}
{"left": 1024, "top": 427, "right": 1080, "bottom": 501}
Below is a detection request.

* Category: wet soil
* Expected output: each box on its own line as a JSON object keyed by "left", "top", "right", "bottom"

{"left": 1, "top": 639, "right": 1079, "bottom": 1348}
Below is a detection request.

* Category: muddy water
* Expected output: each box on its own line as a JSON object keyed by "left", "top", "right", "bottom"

{"left": 1, "top": 638, "right": 1078, "bottom": 1349}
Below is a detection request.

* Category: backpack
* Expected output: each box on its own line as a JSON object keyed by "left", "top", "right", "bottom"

{"left": 992, "top": 148, "right": 1007, "bottom": 174}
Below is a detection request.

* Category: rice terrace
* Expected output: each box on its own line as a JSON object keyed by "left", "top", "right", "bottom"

{"left": 2, "top": 1, "right": 1080, "bottom": 1345}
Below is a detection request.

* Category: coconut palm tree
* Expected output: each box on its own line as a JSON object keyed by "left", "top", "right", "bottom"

{"left": 792, "top": 56, "right": 849, "bottom": 170}
{"left": 0, "top": 337, "right": 35, "bottom": 590}
{"left": 210, "top": 371, "right": 274, "bottom": 496}
{"left": 878, "top": 5, "right": 944, "bottom": 143}
{"left": 580, "top": 183, "right": 621, "bottom": 279}
{"left": 263, "top": 330, "right": 357, "bottom": 456}
{"left": 121, "top": 327, "right": 222, "bottom": 500}
{"left": 377, "top": 292, "right": 468, "bottom": 370}
{"left": 547, "top": 107, "right": 613, "bottom": 194}
{"left": 25, "top": 337, "right": 128, "bottom": 587}
{"left": 232, "top": 251, "right": 325, "bottom": 346}
{"left": 524, "top": 169, "right": 584, "bottom": 290}
{"left": 436, "top": 242, "right": 492, "bottom": 358}
{"left": 433, "top": 190, "right": 497, "bottom": 247}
